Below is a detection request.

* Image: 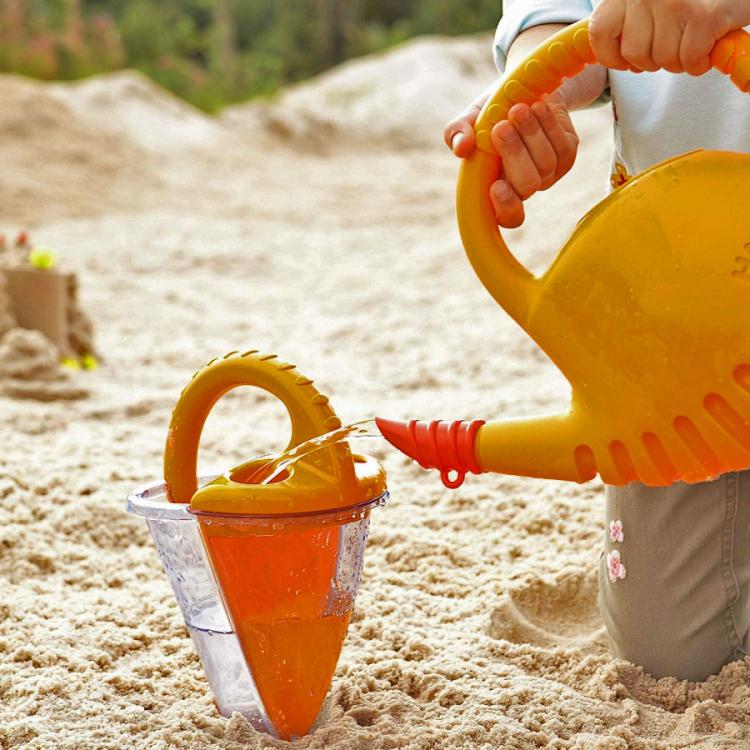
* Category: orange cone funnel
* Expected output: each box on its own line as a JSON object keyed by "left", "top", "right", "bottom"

{"left": 375, "top": 418, "right": 485, "bottom": 488}
{"left": 374, "top": 418, "right": 419, "bottom": 460}
{"left": 198, "top": 517, "right": 348, "bottom": 740}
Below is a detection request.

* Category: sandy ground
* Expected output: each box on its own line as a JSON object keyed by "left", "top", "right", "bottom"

{"left": 1, "top": 34, "right": 749, "bottom": 750}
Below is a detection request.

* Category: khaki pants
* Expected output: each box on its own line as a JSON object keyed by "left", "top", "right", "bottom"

{"left": 599, "top": 472, "right": 750, "bottom": 682}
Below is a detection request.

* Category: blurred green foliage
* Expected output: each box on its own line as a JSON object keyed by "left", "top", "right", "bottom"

{"left": 0, "top": 0, "right": 501, "bottom": 111}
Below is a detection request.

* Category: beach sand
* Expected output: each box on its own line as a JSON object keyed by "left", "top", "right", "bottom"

{"left": 1, "top": 35, "right": 749, "bottom": 750}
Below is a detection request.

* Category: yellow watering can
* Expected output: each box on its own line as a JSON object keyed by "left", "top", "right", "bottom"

{"left": 377, "top": 18, "right": 750, "bottom": 489}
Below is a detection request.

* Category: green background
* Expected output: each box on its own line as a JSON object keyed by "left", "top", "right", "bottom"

{"left": 0, "top": 0, "right": 502, "bottom": 111}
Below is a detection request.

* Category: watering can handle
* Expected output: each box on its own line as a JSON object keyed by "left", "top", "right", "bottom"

{"left": 457, "top": 17, "right": 750, "bottom": 326}
{"left": 163, "top": 350, "right": 342, "bottom": 504}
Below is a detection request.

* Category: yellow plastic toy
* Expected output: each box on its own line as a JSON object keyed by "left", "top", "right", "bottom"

{"left": 163, "top": 351, "right": 386, "bottom": 740}
{"left": 377, "top": 19, "right": 750, "bottom": 488}
{"left": 164, "top": 350, "right": 385, "bottom": 512}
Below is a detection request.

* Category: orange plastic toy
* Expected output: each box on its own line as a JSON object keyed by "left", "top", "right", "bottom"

{"left": 378, "top": 19, "right": 750, "bottom": 488}
{"left": 164, "top": 351, "right": 386, "bottom": 739}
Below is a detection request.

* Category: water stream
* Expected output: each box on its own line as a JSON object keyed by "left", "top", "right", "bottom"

{"left": 246, "top": 418, "right": 381, "bottom": 485}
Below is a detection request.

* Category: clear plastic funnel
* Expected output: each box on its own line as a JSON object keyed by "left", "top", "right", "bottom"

{"left": 127, "top": 475, "right": 387, "bottom": 740}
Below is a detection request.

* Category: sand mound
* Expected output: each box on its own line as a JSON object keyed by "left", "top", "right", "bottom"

{"left": 488, "top": 569, "right": 604, "bottom": 648}
{"left": 0, "top": 328, "right": 87, "bottom": 400}
{"left": 50, "top": 71, "right": 226, "bottom": 152}
{"left": 0, "top": 74, "right": 160, "bottom": 225}
{"left": 224, "top": 34, "right": 497, "bottom": 149}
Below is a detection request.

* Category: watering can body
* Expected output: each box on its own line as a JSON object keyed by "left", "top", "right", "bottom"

{"left": 378, "top": 20, "right": 750, "bottom": 488}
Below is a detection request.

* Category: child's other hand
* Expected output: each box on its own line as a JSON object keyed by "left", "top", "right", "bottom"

{"left": 444, "top": 92, "right": 579, "bottom": 228}
{"left": 590, "top": 0, "right": 750, "bottom": 75}
{"left": 443, "top": 100, "right": 485, "bottom": 158}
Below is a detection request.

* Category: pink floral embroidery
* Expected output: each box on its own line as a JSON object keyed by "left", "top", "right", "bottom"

{"left": 609, "top": 519, "right": 624, "bottom": 543}
{"left": 607, "top": 549, "right": 627, "bottom": 582}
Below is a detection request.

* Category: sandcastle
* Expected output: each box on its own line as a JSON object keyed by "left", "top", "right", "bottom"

{"left": 0, "top": 230, "right": 95, "bottom": 400}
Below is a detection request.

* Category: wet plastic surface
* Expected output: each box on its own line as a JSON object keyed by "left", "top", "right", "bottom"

{"left": 128, "top": 477, "right": 387, "bottom": 740}
{"left": 127, "top": 478, "right": 273, "bottom": 734}
{"left": 195, "top": 494, "right": 384, "bottom": 740}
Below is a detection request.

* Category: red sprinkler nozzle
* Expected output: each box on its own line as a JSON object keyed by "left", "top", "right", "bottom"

{"left": 375, "top": 418, "right": 485, "bottom": 489}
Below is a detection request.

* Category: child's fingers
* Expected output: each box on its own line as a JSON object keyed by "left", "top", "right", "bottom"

{"left": 443, "top": 104, "right": 481, "bottom": 157}
{"left": 543, "top": 94, "right": 577, "bottom": 135}
{"left": 444, "top": 122, "right": 475, "bottom": 157}
{"left": 450, "top": 127, "right": 476, "bottom": 158}
{"left": 486, "top": 97, "right": 580, "bottom": 228}
{"left": 490, "top": 179, "right": 525, "bottom": 229}
{"left": 679, "top": 22, "right": 714, "bottom": 76}
{"left": 651, "top": 5, "right": 683, "bottom": 73}
{"left": 507, "top": 104, "right": 558, "bottom": 189}
{"left": 532, "top": 100, "right": 579, "bottom": 179}
{"left": 590, "top": 0, "right": 629, "bottom": 69}
{"left": 442, "top": 116, "right": 470, "bottom": 151}
{"left": 620, "top": 3, "right": 658, "bottom": 71}
{"left": 490, "top": 121, "right": 543, "bottom": 200}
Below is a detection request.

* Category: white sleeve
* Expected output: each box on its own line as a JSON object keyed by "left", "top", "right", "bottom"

{"left": 493, "top": 0, "right": 593, "bottom": 71}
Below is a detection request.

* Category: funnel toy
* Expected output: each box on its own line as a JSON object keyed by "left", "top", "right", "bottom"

{"left": 378, "top": 19, "right": 750, "bottom": 489}
{"left": 129, "top": 351, "right": 387, "bottom": 740}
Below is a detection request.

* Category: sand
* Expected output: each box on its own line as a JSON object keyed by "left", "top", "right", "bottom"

{"left": 223, "top": 34, "right": 498, "bottom": 150}
{"left": 1, "top": 35, "right": 749, "bottom": 750}
{"left": 0, "top": 328, "right": 88, "bottom": 401}
{"left": 0, "top": 75, "right": 162, "bottom": 226}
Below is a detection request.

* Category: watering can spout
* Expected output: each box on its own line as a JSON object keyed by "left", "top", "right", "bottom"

{"left": 376, "top": 414, "right": 587, "bottom": 488}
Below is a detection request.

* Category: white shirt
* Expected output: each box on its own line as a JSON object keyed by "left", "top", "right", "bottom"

{"left": 494, "top": 0, "right": 750, "bottom": 175}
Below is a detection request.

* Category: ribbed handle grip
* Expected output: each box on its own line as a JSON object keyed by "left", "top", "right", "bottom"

{"left": 474, "top": 19, "right": 595, "bottom": 155}
{"left": 164, "top": 350, "right": 341, "bottom": 504}
{"left": 710, "top": 28, "right": 750, "bottom": 89}
{"left": 474, "top": 19, "right": 750, "bottom": 156}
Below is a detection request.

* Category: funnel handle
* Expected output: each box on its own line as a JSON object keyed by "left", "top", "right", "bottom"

{"left": 164, "top": 351, "right": 342, "bottom": 504}
{"left": 458, "top": 18, "right": 750, "bottom": 327}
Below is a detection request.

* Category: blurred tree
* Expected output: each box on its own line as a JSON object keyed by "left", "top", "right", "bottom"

{"left": 362, "top": 0, "right": 416, "bottom": 27}
{"left": 317, "top": 0, "right": 363, "bottom": 64}
{"left": 209, "top": 0, "right": 236, "bottom": 90}
{"left": 0, "top": 0, "right": 503, "bottom": 109}
{"left": 411, "top": 0, "right": 502, "bottom": 35}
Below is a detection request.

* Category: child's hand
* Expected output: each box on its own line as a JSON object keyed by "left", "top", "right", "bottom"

{"left": 590, "top": 0, "right": 750, "bottom": 74}
{"left": 443, "top": 99, "right": 486, "bottom": 159}
{"left": 444, "top": 92, "right": 579, "bottom": 228}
